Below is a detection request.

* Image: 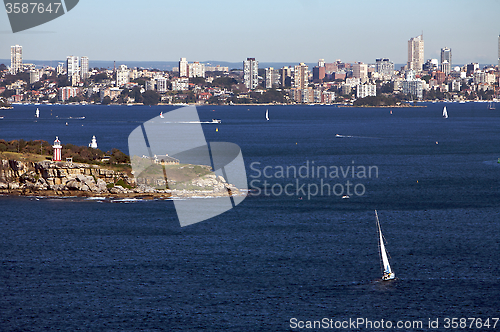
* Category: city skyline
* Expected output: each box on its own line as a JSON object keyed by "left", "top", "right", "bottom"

{"left": 1, "top": 0, "right": 500, "bottom": 64}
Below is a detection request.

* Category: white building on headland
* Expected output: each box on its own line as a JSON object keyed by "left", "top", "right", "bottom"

{"left": 402, "top": 70, "right": 424, "bottom": 99}
{"left": 89, "top": 136, "right": 98, "bottom": 149}
{"left": 116, "top": 65, "right": 130, "bottom": 87}
{"left": 356, "top": 84, "right": 376, "bottom": 99}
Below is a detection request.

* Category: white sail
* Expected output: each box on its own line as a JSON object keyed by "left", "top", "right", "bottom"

{"left": 442, "top": 106, "right": 448, "bottom": 118}
{"left": 266, "top": 109, "right": 269, "bottom": 121}
{"left": 376, "top": 210, "right": 395, "bottom": 280}
{"left": 35, "top": 108, "right": 40, "bottom": 118}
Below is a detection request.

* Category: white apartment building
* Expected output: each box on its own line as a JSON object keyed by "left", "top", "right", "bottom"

{"left": 10, "top": 45, "right": 23, "bottom": 74}
{"left": 244, "top": 58, "right": 259, "bottom": 90}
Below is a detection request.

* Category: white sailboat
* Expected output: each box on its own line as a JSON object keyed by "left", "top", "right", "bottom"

{"left": 265, "top": 109, "right": 269, "bottom": 121}
{"left": 442, "top": 106, "right": 448, "bottom": 119}
{"left": 160, "top": 112, "right": 164, "bottom": 118}
{"left": 375, "top": 210, "right": 395, "bottom": 281}
{"left": 35, "top": 108, "right": 40, "bottom": 118}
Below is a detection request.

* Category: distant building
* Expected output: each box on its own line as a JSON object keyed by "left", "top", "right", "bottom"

{"left": 441, "top": 60, "right": 451, "bottom": 75}
{"left": 66, "top": 56, "right": 80, "bottom": 80}
{"left": 265, "top": 67, "right": 279, "bottom": 89}
{"left": 408, "top": 34, "right": 424, "bottom": 72}
{"left": 116, "top": 65, "right": 130, "bottom": 87}
{"left": 356, "top": 84, "right": 376, "bottom": 98}
{"left": 53, "top": 137, "right": 62, "bottom": 162}
{"left": 375, "top": 58, "right": 394, "bottom": 78}
{"left": 80, "top": 56, "right": 89, "bottom": 80}
{"left": 154, "top": 154, "right": 179, "bottom": 165}
{"left": 10, "top": 45, "right": 23, "bottom": 74}
{"left": 352, "top": 62, "right": 368, "bottom": 82}
{"left": 30, "top": 69, "right": 40, "bottom": 84}
{"left": 89, "top": 136, "right": 98, "bottom": 149}
{"left": 440, "top": 47, "right": 452, "bottom": 67}
{"left": 280, "top": 66, "right": 292, "bottom": 87}
{"left": 156, "top": 77, "right": 168, "bottom": 93}
{"left": 243, "top": 58, "right": 259, "bottom": 90}
{"left": 402, "top": 70, "right": 424, "bottom": 99}
{"left": 293, "top": 63, "right": 309, "bottom": 89}
{"left": 423, "top": 59, "right": 439, "bottom": 72}
{"left": 312, "top": 66, "right": 326, "bottom": 82}
{"left": 188, "top": 62, "right": 205, "bottom": 78}
{"left": 498, "top": 35, "right": 500, "bottom": 68}
{"left": 172, "top": 77, "right": 189, "bottom": 91}
{"left": 59, "top": 86, "right": 79, "bottom": 101}
{"left": 466, "top": 63, "right": 479, "bottom": 75}
{"left": 179, "top": 58, "right": 188, "bottom": 77}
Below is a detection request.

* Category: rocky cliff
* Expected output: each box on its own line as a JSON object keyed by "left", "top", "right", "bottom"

{"left": 0, "top": 159, "right": 240, "bottom": 199}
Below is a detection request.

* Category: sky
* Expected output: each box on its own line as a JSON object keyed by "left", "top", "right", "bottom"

{"left": 1, "top": 0, "right": 500, "bottom": 65}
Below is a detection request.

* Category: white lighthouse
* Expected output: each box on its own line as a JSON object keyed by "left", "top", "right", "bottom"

{"left": 53, "top": 137, "right": 62, "bottom": 161}
{"left": 89, "top": 136, "right": 98, "bottom": 149}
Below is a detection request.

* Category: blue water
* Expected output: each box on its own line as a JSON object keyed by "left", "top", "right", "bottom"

{"left": 1, "top": 103, "right": 500, "bottom": 331}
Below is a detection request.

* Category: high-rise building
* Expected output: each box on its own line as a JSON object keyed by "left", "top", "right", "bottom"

{"left": 312, "top": 66, "right": 326, "bottom": 81}
{"left": 408, "top": 34, "right": 424, "bottom": 72}
{"left": 10, "top": 45, "right": 23, "bottom": 74}
{"left": 498, "top": 35, "right": 500, "bottom": 68}
{"left": 293, "top": 63, "right": 309, "bottom": 89}
{"left": 375, "top": 58, "right": 394, "bottom": 78}
{"left": 179, "top": 58, "right": 188, "bottom": 77}
{"left": 265, "top": 67, "right": 279, "bottom": 89}
{"left": 243, "top": 58, "right": 259, "bottom": 90}
{"left": 352, "top": 62, "right": 368, "bottom": 82}
{"left": 318, "top": 59, "right": 325, "bottom": 67}
{"left": 80, "top": 56, "right": 89, "bottom": 80}
{"left": 67, "top": 56, "right": 81, "bottom": 86}
{"left": 440, "top": 47, "right": 452, "bottom": 66}
{"left": 441, "top": 60, "right": 451, "bottom": 75}
{"left": 280, "top": 66, "right": 292, "bottom": 87}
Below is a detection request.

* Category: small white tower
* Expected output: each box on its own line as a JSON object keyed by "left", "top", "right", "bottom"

{"left": 89, "top": 136, "right": 98, "bottom": 149}
{"left": 53, "top": 137, "right": 62, "bottom": 161}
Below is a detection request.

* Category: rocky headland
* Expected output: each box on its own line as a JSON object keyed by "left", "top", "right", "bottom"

{"left": 0, "top": 159, "right": 241, "bottom": 200}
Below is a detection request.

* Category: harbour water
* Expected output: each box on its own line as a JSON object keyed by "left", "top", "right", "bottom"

{"left": 1, "top": 103, "right": 499, "bottom": 331}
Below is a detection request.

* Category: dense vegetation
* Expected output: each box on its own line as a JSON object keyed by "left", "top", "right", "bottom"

{"left": 0, "top": 139, "right": 130, "bottom": 164}
{"left": 353, "top": 95, "right": 402, "bottom": 107}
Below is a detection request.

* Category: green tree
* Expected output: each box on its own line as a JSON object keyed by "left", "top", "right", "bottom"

{"left": 142, "top": 90, "right": 160, "bottom": 105}
{"left": 101, "top": 96, "right": 112, "bottom": 105}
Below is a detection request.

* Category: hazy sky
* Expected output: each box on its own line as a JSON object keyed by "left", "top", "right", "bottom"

{"left": 1, "top": 0, "right": 500, "bottom": 64}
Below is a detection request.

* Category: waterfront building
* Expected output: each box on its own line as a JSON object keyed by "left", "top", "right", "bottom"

{"left": 10, "top": 45, "right": 23, "bottom": 74}
{"left": 188, "top": 62, "right": 205, "bottom": 78}
{"left": 324, "top": 63, "right": 338, "bottom": 75}
{"left": 179, "top": 58, "right": 188, "bottom": 77}
{"left": 293, "top": 63, "right": 309, "bottom": 89}
{"left": 356, "top": 83, "right": 376, "bottom": 99}
{"left": 375, "top": 58, "right": 394, "bottom": 78}
{"left": 312, "top": 66, "right": 326, "bottom": 82}
{"left": 441, "top": 47, "right": 452, "bottom": 66}
{"left": 244, "top": 58, "right": 259, "bottom": 90}
{"left": 402, "top": 70, "right": 424, "bottom": 99}
{"left": 408, "top": 34, "right": 424, "bottom": 72}
{"left": 59, "top": 86, "right": 79, "bottom": 101}
{"left": 80, "top": 56, "right": 89, "bottom": 80}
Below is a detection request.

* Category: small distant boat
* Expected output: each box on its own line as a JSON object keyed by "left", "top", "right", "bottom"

{"left": 390, "top": 110, "right": 393, "bottom": 115}
{"left": 342, "top": 195, "right": 350, "bottom": 199}
{"left": 442, "top": 106, "right": 448, "bottom": 119}
{"left": 375, "top": 210, "right": 395, "bottom": 281}
{"left": 160, "top": 112, "right": 164, "bottom": 118}
{"left": 0, "top": 116, "right": 4, "bottom": 119}
{"left": 488, "top": 102, "right": 496, "bottom": 110}
{"left": 266, "top": 109, "right": 269, "bottom": 121}
{"left": 65, "top": 122, "right": 68, "bottom": 126}
{"left": 211, "top": 119, "right": 221, "bottom": 124}
{"left": 35, "top": 108, "right": 40, "bottom": 118}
